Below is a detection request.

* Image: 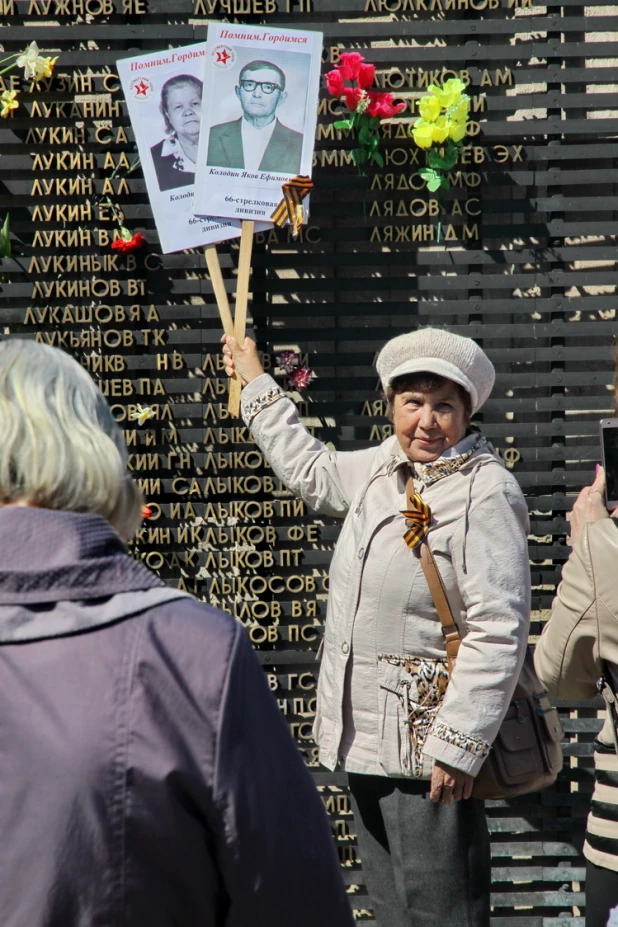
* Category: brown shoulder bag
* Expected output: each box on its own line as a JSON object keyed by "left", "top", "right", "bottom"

{"left": 409, "top": 487, "right": 564, "bottom": 800}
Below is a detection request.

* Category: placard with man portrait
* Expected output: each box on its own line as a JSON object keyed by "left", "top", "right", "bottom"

{"left": 193, "top": 25, "right": 322, "bottom": 224}
{"left": 117, "top": 44, "right": 242, "bottom": 254}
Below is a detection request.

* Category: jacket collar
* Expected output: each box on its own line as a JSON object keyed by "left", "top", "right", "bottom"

{"left": 387, "top": 431, "right": 502, "bottom": 480}
{"left": 0, "top": 507, "right": 164, "bottom": 604}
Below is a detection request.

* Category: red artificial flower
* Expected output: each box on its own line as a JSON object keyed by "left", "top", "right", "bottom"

{"left": 141, "top": 505, "right": 152, "bottom": 519}
{"left": 112, "top": 229, "right": 146, "bottom": 254}
{"left": 366, "top": 91, "right": 406, "bottom": 119}
{"left": 344, "top": 87, "right": 363, "bottom": 112}
{"left": 357, "top": 63, "right": 376, "bottom": 90}
{"left": 289, "top": 367, "right": 315, "bottom": 391}
{"left": 388, "top": 101, "right": 407, "bottom": 117}
{"left": 365, "top": 92, "right": 386, "bottom": 118}
{"left": 338, "top": 52, "right": 364, "bottom": 81}
{"left": 325, "top": 68, "right": 345, "bottom": 97}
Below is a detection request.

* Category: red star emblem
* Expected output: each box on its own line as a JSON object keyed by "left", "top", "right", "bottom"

{"left": 135, "top": 80, "right": 149, "bottom": 96}
{"left": 216, "top": 49, "right": 231, "bottom": 65}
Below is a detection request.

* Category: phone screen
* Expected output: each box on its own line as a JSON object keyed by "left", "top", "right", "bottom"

{"left": 602, "top": 425, "right": 618, "bottom": 504}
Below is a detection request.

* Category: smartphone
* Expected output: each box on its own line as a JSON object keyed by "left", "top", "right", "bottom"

{"left": 600, "top": 419, "right": 618, "bottom": 509}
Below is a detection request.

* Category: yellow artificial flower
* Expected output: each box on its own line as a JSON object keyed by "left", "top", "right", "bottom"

{"left": 129, "top": 404, "right": 155, "bottom": 426}
{"left": 427, "top": 77, "right": 467, "bottom": 110}
{"left": 418, "top": 94, "right": 441, "bottom": 123}
{"left": 449, "top": 98, "right": 470, "bottom": 125}
{"left": 443, "top": 77, "right": 467, "bottom": 97}
{"left": 0, "top": 90, "right": 19, "bottom": 118}
{"left": 39, "top": 56, "right": 58, "bottom": 80}
{"left": 431, "top": 115, "right": 449, "bottom": 144}
{"left": 411, "top": 118, "right": 434, "bottom": 149}
{"left": 448, "top": 120, "right": 467, "bottom": 142}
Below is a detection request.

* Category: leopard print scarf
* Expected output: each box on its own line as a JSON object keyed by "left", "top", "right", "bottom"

{"left": 413, "top": 432, "right": 487, "bottom": 486}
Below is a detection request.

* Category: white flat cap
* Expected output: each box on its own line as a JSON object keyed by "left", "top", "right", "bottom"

{"left": 376, "top": 327, "right": 495, "bottom": 413}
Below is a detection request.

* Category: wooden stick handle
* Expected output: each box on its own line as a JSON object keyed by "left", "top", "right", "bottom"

{"left": 204, "top": 244, "right": 235, "bottom": 336}
{"left": 205, "top": 242, "right": 242, "bottom": 412}
{"left": 234, "top": 220, "right": 255, "bottom": 342}
{"left": 228, "top": 221, "right": 255, "bottom": 417}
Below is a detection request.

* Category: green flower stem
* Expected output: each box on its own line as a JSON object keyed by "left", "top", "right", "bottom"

{"left": 334, "top": 107, "right": 384, "bottom": 172}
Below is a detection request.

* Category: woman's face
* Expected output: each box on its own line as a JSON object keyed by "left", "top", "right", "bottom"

{"left": 165, "top": 83, "right": 201, "bottom": 141}
{"left": 393, "top": 380, "right": 468, "bottom": 462}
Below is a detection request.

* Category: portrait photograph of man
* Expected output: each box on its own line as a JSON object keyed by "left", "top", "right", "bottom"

{"left": 193, "top": 26, "right": 322, "bottom": 224}
{"left": 207, "top": 60, "right": 303, "bottom": 174}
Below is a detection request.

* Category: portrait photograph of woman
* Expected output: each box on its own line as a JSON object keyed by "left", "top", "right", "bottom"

{"left": 150, "top": 74, "right": 202, "bottom": 192}
{"left": 117, "top": 44, "right": 242, "bottom": 254}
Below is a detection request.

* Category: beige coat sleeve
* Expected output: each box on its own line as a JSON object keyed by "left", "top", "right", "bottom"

{"left": 240, "top": 374, "right": 382, "bottom": 518}
{"left": 533, "top": 523, "right": 601, "bottom": 700}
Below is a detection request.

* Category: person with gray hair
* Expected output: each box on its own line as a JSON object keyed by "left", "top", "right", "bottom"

{"left": 0, "top": 338, "right": 354, "bottom": 927}
{"left": 222, "top": 327, "right": 532, "bottom": 927}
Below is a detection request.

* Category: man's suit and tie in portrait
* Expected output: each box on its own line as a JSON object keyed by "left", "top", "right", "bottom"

{"left": 207, "top": 60, "right": 303, "bottom": 175}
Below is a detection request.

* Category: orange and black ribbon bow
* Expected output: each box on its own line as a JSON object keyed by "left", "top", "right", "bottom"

{"left": 401, "top": 491, "right": 431, "bottom": 550}
{"left": 270, "top": 175, "right": 314, "bottom": 238}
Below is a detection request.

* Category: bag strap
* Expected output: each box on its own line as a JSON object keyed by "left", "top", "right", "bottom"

{"left": 406, "top": 475, "right": 462, "bottom": 671}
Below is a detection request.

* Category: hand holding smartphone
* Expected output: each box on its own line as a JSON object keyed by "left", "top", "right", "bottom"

{"left": 600, "top": 419, "right": 618, "bottom": 509}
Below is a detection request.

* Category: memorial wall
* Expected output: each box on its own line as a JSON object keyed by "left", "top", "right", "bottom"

{"left": 1, "top": 0, "right": 617, "bottom": 922}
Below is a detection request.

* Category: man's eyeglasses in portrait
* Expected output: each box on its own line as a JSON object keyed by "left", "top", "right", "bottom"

{"left": 239, "top": 79, "right": 282, "bottom": 94}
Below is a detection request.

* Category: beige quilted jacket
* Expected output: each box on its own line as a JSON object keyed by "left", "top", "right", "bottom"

{"left": 242, "top": 374, "right": 531, "bottom": 778}
{"left": 534, "top": 518, "right": 618, "bottom": 746}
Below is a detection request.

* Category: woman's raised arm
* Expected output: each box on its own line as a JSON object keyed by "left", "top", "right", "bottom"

{"left": 221, "top": 336, "right": 380, "bottom": 517}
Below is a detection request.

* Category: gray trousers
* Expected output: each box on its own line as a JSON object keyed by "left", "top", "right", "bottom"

{"left": 348, "top": 773, "right": 491, "bottom": 927}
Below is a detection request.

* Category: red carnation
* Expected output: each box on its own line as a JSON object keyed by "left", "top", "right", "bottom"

{"left": 325, "top": 68, "right": 345, "bottom": 97}
{"left": 141, "top": 505, "right": 152, "bottom": 519}
{"left": 111, "top": 228, "right": 146, "bottom": 253}
{"left": 338, "top": 52, "right": 364, "bottom": 81}
{"left": 276, "top": 350, "right": 300, "bottom": 374}
{"left": 344, "top": 87, "right": 363, "bottom": 113}
{"left": 289, "top": 367, "right": 315, "bottom": 391}
{"left": 357, "top": 63, "right": 376, "bottom": 90}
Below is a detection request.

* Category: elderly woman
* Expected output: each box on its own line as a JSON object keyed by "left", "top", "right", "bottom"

{"left": 0, "top": 339, "right": 353, "bottom": 927}
{"left": 150, "top": 73, "right": 202, "bottom": 191}
{"left": 534, "top": 467, "right": 618, "bottom": 927}
{"left": 222, "top": 326, "right": 531, "bottom": 927}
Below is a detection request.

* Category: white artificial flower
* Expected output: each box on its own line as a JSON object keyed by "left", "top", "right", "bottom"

{"left": 16, "top": 41, "right": 42, "bottom": 79}
{"left": 129, "top": 403, "right": 154, "bottom": 426}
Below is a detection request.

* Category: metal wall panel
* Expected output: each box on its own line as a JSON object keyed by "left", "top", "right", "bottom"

{"left": 1, "top": 1, "right": 616, "bottom": 921}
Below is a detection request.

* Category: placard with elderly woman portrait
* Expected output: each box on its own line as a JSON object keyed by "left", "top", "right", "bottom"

{"left": 117, "top": 44, "right": 242, "bottom": 254}
{"left": 193, "top": 24, "right": 322, "bottom": 224}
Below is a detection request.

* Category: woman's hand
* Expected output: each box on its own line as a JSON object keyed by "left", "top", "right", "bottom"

{"left": 221, "top": 335, "right": 265, "bottom": 386}
{"left": 430, "top": 760, "right": 475, "bottom": 804}
{"left": 569, "top": 466, "right": 617, "bottom": 545}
